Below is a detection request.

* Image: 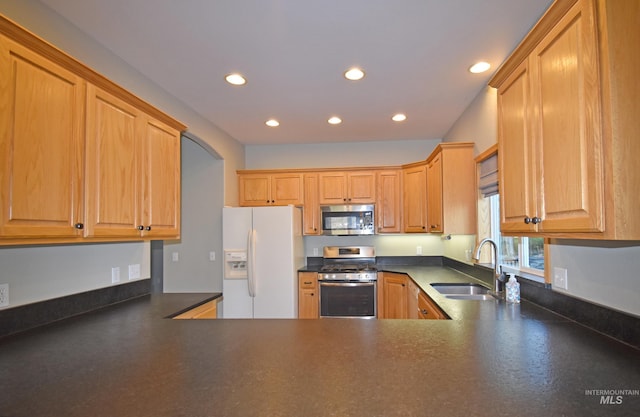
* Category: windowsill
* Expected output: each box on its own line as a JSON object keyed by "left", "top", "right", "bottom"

{"left": 501, "top": 264, "right": 545, "bottom": 284}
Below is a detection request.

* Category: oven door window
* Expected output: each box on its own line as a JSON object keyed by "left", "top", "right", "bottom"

{"left": 320, "top": 282, "right": 376, "bottom": 318}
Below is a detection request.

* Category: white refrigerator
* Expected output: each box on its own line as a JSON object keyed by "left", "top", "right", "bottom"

{"left": 222, "top": 206, "right": 304, "bottom": 318}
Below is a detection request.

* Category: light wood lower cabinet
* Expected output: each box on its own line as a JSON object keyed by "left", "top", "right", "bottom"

{"left": 378, "top": 272, "right": 408, "bottom": 319}
{"left": 298, "top": 272, "right": 319, "bottom": 319}
{"left": 173, "top": 299, "right": 220, "bottom": 319}
{"left": 380, "top": 272, "right": 445, "bottom": 320}
{"left": 417, "top": 291, "right": 446, "bottom": 320}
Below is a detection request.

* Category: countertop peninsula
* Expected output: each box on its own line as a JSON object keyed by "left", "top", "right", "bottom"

{"left": 1, "top": 266, "right": 638, "bottom": 417}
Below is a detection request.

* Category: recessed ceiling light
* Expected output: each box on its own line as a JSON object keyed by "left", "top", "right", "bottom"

{"left": 469, "top": 61, "right": 491, "bottom": 74}
{"left": 328, "top": 116, "right": 342, "bottom": 125}
{"left": 392, "top": 113, "right": 407, "bottom": 122}
{"left": 265, "top": 119, "right": 279, "bottom": 127}
{"left": 344, "top": 67, "right": 365, "bottom": 81}
{"left": 225, "top": 73, "right": 247, "bottom": 85}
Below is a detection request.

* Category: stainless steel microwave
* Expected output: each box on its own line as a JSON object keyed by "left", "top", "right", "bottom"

{"left": 320, "top": 205, "right": 375, "bottom": 236}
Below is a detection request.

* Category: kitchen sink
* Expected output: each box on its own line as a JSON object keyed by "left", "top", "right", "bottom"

{"left": 444, "top": 294, "right": 497, "bottom": 301}
{"left": 430, "top": 283, "right": 498, "bottom": 301}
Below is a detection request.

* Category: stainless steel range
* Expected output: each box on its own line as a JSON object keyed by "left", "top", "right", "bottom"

{"left": 318, "top": 246, "right": 377, "bottom": 318}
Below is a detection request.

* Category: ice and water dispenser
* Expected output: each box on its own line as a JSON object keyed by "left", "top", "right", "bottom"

{"left": 224, "top": 250, "right": 247, "bottom": 279}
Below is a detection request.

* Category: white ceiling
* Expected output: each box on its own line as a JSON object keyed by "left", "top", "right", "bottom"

{"left": 39, "top": 0, "right": 552, "bottom": 145}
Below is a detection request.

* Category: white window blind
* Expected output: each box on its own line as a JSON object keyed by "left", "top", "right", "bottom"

{"left": 478, "top": 153, "right": 498, "bottom": 197}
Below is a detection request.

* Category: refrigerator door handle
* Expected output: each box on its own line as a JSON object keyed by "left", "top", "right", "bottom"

{"left": 247, "top": 228, "right": 257, "bottom": 297}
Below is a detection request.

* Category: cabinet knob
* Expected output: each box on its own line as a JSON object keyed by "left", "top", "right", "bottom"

{"left": 430, "top": 224, "right": 439, "bottom": 229}
{"left": 137, "top": 225, "right": 144, "bottom": 230}
{"left": 145, "top": 226, "right": 152, "bottom": 231}
{"left": 422, "top": 226, "right": 426, "bottom": 230}
{"left": 74, "top": 223, "right": 84, "bottom": 229}
{"left": 271, "top": 200, "right": 275, "bottom": 203}
{"left": 420, "top": 309, "right": 429, "bottom": 315}
{"left": 524, "top": 216, "right": 541, "bottom": 225}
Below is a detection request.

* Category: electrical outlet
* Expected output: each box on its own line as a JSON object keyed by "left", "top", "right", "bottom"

{"left": 313, "top": 247, "right": 319, "bottom": 256}
{"left": 0, "top": 284, "right": 9, "bottom": 307}
{"left": 416, "top": 246, "right": 422, "bottom": 255}
{"left": 111, "top": 267, "right": 121, "bottom": 284}
{"left": 209, "top": 251, "right": 216, "bottom": 261}
{"left": 553, "top": 267, "right": 568, "bottom": 290}
{"left": 128, "top": 264, "right": 141, "bottom": 280}
{"left": 172, "top": 252, "right": 179, "bottom": 262}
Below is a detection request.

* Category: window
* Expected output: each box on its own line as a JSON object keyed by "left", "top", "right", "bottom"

{"left": 487, "top": 194, "right": 545, "bottom": 282}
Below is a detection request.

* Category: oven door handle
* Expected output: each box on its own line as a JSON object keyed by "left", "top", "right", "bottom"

{"left": 320, "top": 282, "right": 376, "bottom": 287}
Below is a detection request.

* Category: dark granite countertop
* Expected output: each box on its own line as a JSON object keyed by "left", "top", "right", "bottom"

{"left": 1, "top": 272, "right": 639, "bottom": 416}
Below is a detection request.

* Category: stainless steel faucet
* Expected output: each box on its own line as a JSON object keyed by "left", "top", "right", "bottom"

{"left": 473, "top": 238, "right": 507, "bottom": 296}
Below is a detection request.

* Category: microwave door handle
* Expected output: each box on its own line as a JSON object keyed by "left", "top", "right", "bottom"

{"left": 247, "top": 228, "right": 256, "bottom": 297}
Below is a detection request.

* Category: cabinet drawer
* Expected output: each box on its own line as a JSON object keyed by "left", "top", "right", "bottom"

{"left": 299, "top": 275, "right": 318, "bottom": 289}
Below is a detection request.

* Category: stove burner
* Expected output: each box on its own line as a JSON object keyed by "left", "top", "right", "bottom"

{"left": 320, "top": 263, "right": 377, "bottom": 273}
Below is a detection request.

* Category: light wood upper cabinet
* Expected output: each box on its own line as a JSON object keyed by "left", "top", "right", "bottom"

{"left": 376, "top": 169, "right": 402, "bottom": 233}
{"left": 238, "top": 172, "right": 303, "bottom": 206}
{"left": 0, "top": 35, "right": 85, "bottom": 239}
{"left": 0, "top": 16, "right": 185, "bottom": 245}
{"left": 141, "top": 118, "right": 181, "bottom": 238}
{"left": 426, "top": 143, "right": 476, "bottom": 235}
{"left": 426, "top": 153, "right": 443, "bottom": 233}
{"left": 491, "top": 0, "right": 639, "bottom": 239}
{"left": 85, "top": 84, "right": 143, "bottom": 238}
{"left": 303, "top": 173, "right": 321, "bottom": 235}
{"left": 402, "top": 163, "right": 427, "bottom": 233}
{"left": 496, "top": 60, "right": 536, "bottom": 234}
{"left": 318, "top": 171, "right": 376, "bottom": 205}
{"left": 86, "top": 86, "right": 180, "bottom": 239}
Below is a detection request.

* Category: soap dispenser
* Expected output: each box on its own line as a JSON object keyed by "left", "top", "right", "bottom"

{"left": 505, "top": 274, "right": 520, "bottom": 303}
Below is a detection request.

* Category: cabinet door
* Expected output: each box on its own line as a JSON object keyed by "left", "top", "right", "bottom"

{"left": 402, "top": 165, "right": 427, "bottom": 232}
{"left": 318, "top": 172, "right": 347, "bottom": 204}
{"left": 347, "top": 171, "right": 376, "bottom": 203}
{"left": 0, "top": 37, "right": 85, "bottom": 238}
{"left": 303, "top": 174, "right": 321, "bottom": 235}
{"left": 298, "top": 272, "right": 318, "bottom": 319}
{"left": 498, "top": 60, "right": 537, "bottom": 233}
{"left": 85, "top": 84, "right": 143, "bottom": 238}
{"left": 376, "top": 170, "right": 402, "bottom": 233}
{"left": 406, "top": 278, "right": 420, "bottom": 319}
{"left": 382, "top": 273, "right": 407, "bottom": 319}
{"left": 426, "top": 153, "right": 443, "bottom": 233}
{"left": 141, "top": 118, "right": 181, "bottom": 238}
{"left": 271, "top": 173, "right": 303, "bottom": 206}
{"left": 418, "top": 291, "right": 445, "bottom": 320}
{"left": 530, "top": 0, "right": 604, "bottom": 233}
{"left": 239, "top": 174, "right": 271, "bottom": 206}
